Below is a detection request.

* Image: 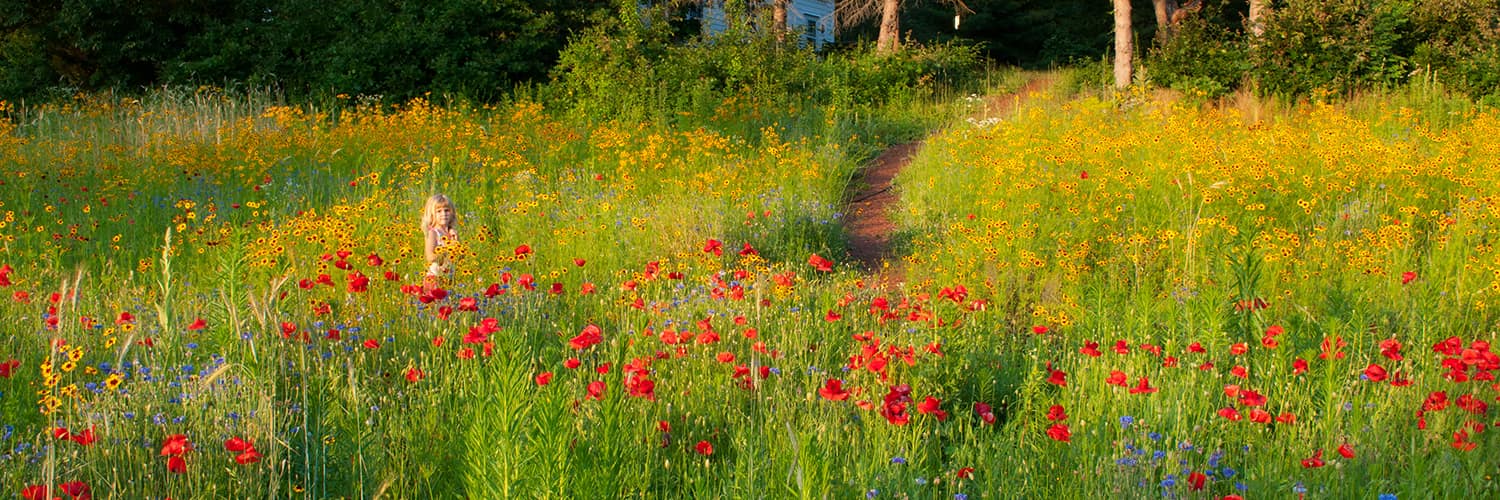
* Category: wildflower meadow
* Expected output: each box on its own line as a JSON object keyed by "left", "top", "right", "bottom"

{"left": 1, "top": 79, "right": 1498, "bottom": 500}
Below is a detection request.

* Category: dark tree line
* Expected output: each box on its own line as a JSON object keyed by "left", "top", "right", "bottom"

{"left": 2, "top": 0, "right": 1497, "bottom": 102}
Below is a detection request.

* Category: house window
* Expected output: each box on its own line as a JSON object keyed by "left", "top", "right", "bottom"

{"left": 804, "top": 14, "right": 820, "bottom": 45}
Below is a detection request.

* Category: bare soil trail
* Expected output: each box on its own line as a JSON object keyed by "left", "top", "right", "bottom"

{"left": 843, "top": 74, "right": 1058, "bottom": 290}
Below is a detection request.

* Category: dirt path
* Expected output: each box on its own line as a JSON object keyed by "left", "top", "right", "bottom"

{"left": 843, "top": 74, "right": 1057, "bottom": 290}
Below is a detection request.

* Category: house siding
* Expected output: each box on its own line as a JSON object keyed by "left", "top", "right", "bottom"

{"left": 700, "top": 1, "right": 835, "bottom": 48}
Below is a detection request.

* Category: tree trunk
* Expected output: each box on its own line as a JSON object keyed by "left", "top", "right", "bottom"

{"left": 1153, "top": 0, "right": 1177, "bottom": 41}
{"left": 773, "top": 0, "right": 788, "bottom": 43}
{"left": 877, "top": 0, "right": 900, "bottom": 54}
{"left": 1114, "top": 0, "right": 1133, "bottom": 89}
{"left": 1247, "top": 0, "right": 1268, "bottom": 37}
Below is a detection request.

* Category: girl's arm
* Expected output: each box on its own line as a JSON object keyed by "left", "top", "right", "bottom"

{"left": 424, "top": 229, "right": 439, "bottom": 263}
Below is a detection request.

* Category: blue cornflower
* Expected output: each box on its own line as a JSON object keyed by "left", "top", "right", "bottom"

{"left": 1378, "top": 495, "right": 1397, "bottom": 500}
{"left": 1292, "top": 482, "right": 1307, "bottom": 494}
{"left": 1208, "top": 449, "right": 1224, "bottom": 468}
{"left": 866, "top": 489, "right": 878, "bottom": 499}
{"left": 1221, "top": 467, "right": 1236, "bottom": 478}
{"left": 1117, "top": 457, "right": 1139, "bottom": 466}
{"left": 1160, "top": 475, "right": 1176, "bottom": 488}
{"left": 1120, "top": 415, "right": 1135, "bottom": 428}
{"left": 1149, "top": 432, "right": 1163, "bottom": 441}
{"left": 955, "top": 494, "right": 968, "bottom": 500}
{"left": 891, "top": 456, "right": 907, "bottom": 465}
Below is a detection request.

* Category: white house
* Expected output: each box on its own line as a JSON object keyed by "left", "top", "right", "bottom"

{"left": 697, "top": 1, "right": 837, "bottom": 49}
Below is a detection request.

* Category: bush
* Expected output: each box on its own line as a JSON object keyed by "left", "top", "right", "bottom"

{"left": 1251, "top": 0, "right": 1414, "bottom": 96}
{"left": 1148, "top": 5, "right": 1249, "bottom": 98}
{"left": 549, "top": 2, "right": 983, "bottom": 125}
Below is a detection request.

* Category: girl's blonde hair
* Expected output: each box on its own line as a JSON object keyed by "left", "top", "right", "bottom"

{"left": 421, "top": 194, "right": 455, "bottom": 232}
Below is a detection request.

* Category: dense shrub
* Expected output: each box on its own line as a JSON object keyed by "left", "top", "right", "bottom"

{"left": 1250, "top": 0, "right": 1414, "bottom": 96}
{"left": 1147, "top": 3, "right": 1250, "bottom": 98}
{"left": 1408, "top": 0, "right": 1500, "bottom": 100}
{"left": 550, "top": 3, "right": 983, "bottom": 125}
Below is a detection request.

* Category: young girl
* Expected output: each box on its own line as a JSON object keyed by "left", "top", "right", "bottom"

{"left": 421, "top": 194, "right": 458, "bottom": 283}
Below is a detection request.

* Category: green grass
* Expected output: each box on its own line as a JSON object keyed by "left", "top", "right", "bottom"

{"left": 1, "top": 75, "right": 1498, "bottom": 499}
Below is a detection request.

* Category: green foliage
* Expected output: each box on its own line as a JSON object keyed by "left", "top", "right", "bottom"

{"left": 1251, "top": 0, "right": 1416, "bottom": 96}
{"left": 1148, "top": 5, "right": 1250, "bottom": 98}
{"left": 0, "top": 0, "right": 613, "bottom": 101}
{"left": 551, "top": 2, "right": 984, "bottom": 128}
{"left": 1408, "top": 0, "right": 1500, "bottom": 100}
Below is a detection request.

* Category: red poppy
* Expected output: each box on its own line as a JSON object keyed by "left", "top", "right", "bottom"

{"left": 1128, "top": 377, "right": 1158, "bottom": 394}
{"left": 514, "top": 244, "right": 532, "bottom": 258}
{"left": 1401, "top": 271, "right": 1417, "bottom": 284}
{"left": 1079, "top": 340, "right": 1102, "bottom": 357}
{"left": 1032, "top": 325, "right": 1049, "bottom": 335}
{"left": 116, "top": 311, "right": 134, "bottom": 324}
{"left": 362, "top": 339, "right": 379, "bottom": 349}
{"left": 568, "top": 324, "right": 604, "bottom": 350}
{"left": 716, "top": 352, "right": 735, "bottom": 363}
{"left": 160, "top": 434, "right": 192, "bottom": 456}
{"left": 0, "top": 359, "right": 17, "bottom": 378}
{"left": 824, "top": 310, "right": 842, "bottom": 322}
{"left": 1229, "top": 343, "right": 1248, "bottom": 355}
{"left": 974, "top": 402, "right": 996, "bottom": 425}
{"left": 695, "top": 440, "right": 714, "bottom": 456}
{"left": 819, "top": 379, "right": 850, "bottom": 401}
{"left": 59, "top": 481, "right": 88, "bottom": 499}
{"left": 225, "top": 436, "right": 253, "bottom": 452}
{"left": 956, "top": 466, "right": 975, "bottom": 479}
{"left": 535, "top": 372, "right": 553, "bottom": 386}
{"left": 1106, "top": 370, "right": 1128, "bottom": 387}
{"left": 404, "top": 368, "right": 424, "bottom": 383}
{"left": 456, "top": 347, "right": 475, "bottom": 359}
{"left": 1046, "top": 404, "right": 1067, "bottom": 421}
{"left": 21, "top": 485, "right": 47, "bottom": 500}
{"left": 917, "top": 396, "right": 948, "bottom": 420}
{"left": 167, "top": 455, "right": 187, "bottom": 473}
{"left": 1188, "top": 342, "right": 1206, "bottom": 353}
{"left": 186, "top": 317, "right": 206, "bottom": 331}
{"left": 71, "top": 426, "right": 96, "bottom": 446}
{"left": 11, "top": 291, "right": 29, "bottom": 303}
{"left": 586, "top": 380, "right": 606, "bottom": 400}
{"left": 1293, "top": 358, "right": 1309, "bottom": 375}
{"left": 1248, "top": 408, "right": 1272, "bottom": 424}
{"left": 1379, "top": 339, "right": 1404, "bottom": 360}
{"left": 564, "top": 358, "right": 581, "bottom": 369}
{"left": 1364, "top": 363, "right": 1388, "bottom": 382}
{"left": 1319, "top": 336, "right": 1347, "bottom": 360}
{"left": 580, "top": 283, "right": 597, "bottom": 294}
{"left": 1301, "top": 449, "right": 1324, "bottom": 468}
{"left": 1456, "top": 394, "right": 1489, "bottom": 415}
{"left": 1453, "top": 430, "right": 1478, "bottom": 451}
{"left": 236, "top": 448, "right": 263, "bottom": 464}
{"left": 1187, "top": 471, "right": 1207, "bottom": 491}
{"left": 458, "top": 297, "right": 478, "bottom": 311}
{"left": 1337, "top": 442, "right": 1355, "bottom": 459}
{"left": 1276, "top": 412, "right": 1296, "bottom": 424}
{"left": 808, "top": 254, "right": 833, "bottom": 272}
{"left": 1046, "top": 423, "right": 1071, "bottom": 442}
{"left": 1046, "top": 368, "right": 1067, "bottom": 386}
{"left": 1113, "top": 340, "right": 1130, "bottom": 355}
{"left": 1229, "top": 365, "right": 1248, "bottom": 378}
{"left": 1217, "top": 407, "right": 1243, "bottom": 421}
{"left": 703, "top": 238, "right": 723, "bottom": 256}
{"left": 347, "top": 272, "right": 369, "bottom": 293}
